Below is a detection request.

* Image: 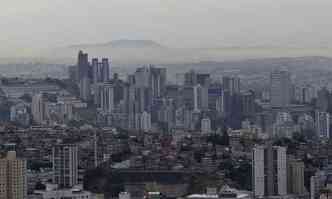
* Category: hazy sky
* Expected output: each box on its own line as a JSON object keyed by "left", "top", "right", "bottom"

{"left": 1, "top": 0, "right": 332, "bottom": 52}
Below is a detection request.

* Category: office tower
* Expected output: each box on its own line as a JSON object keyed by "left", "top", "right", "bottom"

{"left": 241, "top": 90, "right": 255, "bottom": 117}
{"left": 92, "top": 58, "right": 110, "bottom": 84}
{"left": 100, "top": 83, "right": 115, "bottom": 113}
{"left": 101, "top": 58, "right": 110, "bottom": 82}
{"left": 193, "top": 84, "right": 209, "bottom": 111}
{"left": 0, "top": 151, "right": 27, "bottom": 199}
{"left": 197, "top": 73, "right": 210, "bottom": 86}
{"left": 32, "top": 93, "right": 45, "bottom": 125}
{"left": 180, "top": 87, "right": 194, "bottom": 111}
{"left": 183, "top": 109, "right": 193, "bottom": 130}
{"left": 184, "top": 70, "right": 197, "bottom": 86}
{"left": 77, "top": 51, "right": 92, "bottom": 101}
{"left": 77, "top": 50, "right": 89, "bottom": 81}
{"left": 134, "top": 65, "right": 166, "bottom": 98}
{"left": 134, "top": 66, "right": 151, "bottom": 88}
{"left": 315, "top": 111, "right": 330, "bottom": 139}
{"left": 316, "top": 87, "right": 329, "bottom": 112}
{"left": 140, "top": 111, "right": 152, "bottom": 132}
{"left": 68, "top": 65, "right": 78, "bottom": 82}
{"left": 253, "top": 145, "right": 287, "bottom": 197}
{"left": 201, "top": 117, "right": 211, "bottom": 134}
{"left": 92, "top": 58, "right": 101, "bottom": 84}
{"left": 52, "top": 144, "right": 78, "bottom": 188}
{"left": 287, "top": 158, "right": 305, "bottom": 195}
{"left": 193, "top": 85, "right": 200, "bottom": 111}
{"left": 208, "top": 86, "right": 223, "bottom": 110}
{"left": 222, "top": 76, "right": 240, "bottom": 95}
{"left": 270, "top": 69, "right": 292, "bottom": 107}
{"left": 80, "top": 76, "right": 92, "bottom": 101}
{"left": 150, "top": 66, "right": 166, "bottom": 98}
{"left": 135, "top": 87, "right": 152, "bottom": 113}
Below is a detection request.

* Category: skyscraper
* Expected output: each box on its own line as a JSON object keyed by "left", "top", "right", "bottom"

{"left": 0, "top": 151, "right": 27, "bottom": 199}
{"left": 241, "top": 90, "right": 255, "bottom": 117}
{"left": 315, "top": 110, "right": 330, "bottom": 139}
{"left": 31, "top": 93, "right": 45, "bottom": 125}
{"left": 77, "top": 50, "right": 89, "bottom": 81}
{"left": 92, "top": 58, "right": 110, "bottom": 84}
{"left": 101, "top": 58, "right": 110, "bottom": 82}
{"left": 134, "top": 65, "right": 166, "bottom": 99}
{"left": 222, "top": 76, "right": 240, "bottom": 96}
{"left": 253, "top": 145, "right": 287, "bottom": 197}
{"left": 150, "top": 66, "right": 166, "bottom": 98}
{"left": 270, "top": 69, "right": 292, "bottom": 107}
{"left": 100, "top": 83, "right": 115, "bottom": 113}
{"left": 77, "top": 51, "right": 92, "bottom": 101}
{"left": 52, "top": 144, "right": 78, "bottom": 188}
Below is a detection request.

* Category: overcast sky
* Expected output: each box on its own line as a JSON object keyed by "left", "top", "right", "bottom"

{"left": 1, "top": 0, "right": 332, "bottom": 53}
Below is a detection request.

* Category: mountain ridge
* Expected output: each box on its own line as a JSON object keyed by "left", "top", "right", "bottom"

{"left": 68, "top": 39, "right": 164, "bottom": 49}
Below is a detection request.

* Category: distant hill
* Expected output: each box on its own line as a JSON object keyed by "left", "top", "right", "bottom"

{"left": 69, "top": 39, "right": 164, "bottom": 49}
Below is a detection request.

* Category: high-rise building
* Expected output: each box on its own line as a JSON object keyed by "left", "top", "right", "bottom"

{"left": 92, "top": 58, "right": 110, "bottom": 84}
{"left": 0, "top": 151, "right": 27, "bottom": 199}
{"left": 80, "top": 76, "right": 92, "bottom": 101}
{"left": 315, "top": 111, "right": 330, "bottom": 139}
{"left": 52, "top": 144, "right": 78, "bottom": 188}
{"left": 32, "top": 93, "right": 45, "bottom": 125}
{"left": 270, "top": 69, "right": 292, "bottom": 107}
{"left": 201, "top": 117, "right": 211, "bottom": 134}
{"left": 77, "top": 51, "right": 92, "bottom": 101}
{"left": 222, "top": 76, "right": 240, "bottom": 95}
{"left": 150, "top": 66, "right": 166, "bottom": 98}
{"left": 184, "top": 70, "right": 197, "bottom": 86}
{"left": 196, "top": 73, "right": 210, "bottom": 86}
{"left": 101, "top": 58, "right": 110, "bottom": 82}
{"left": 193, "top": 84, "right": 209, "bottom": 111}
{"left": 287, "top": 158, "right": 305, "bottom": 195}
{"left": 241, "top": 90, "right": 255, "bottom": 117}
{"left": 134, "top": 65, "right": 166, "bottom": 99}
{"left": 77, "top": 50, "right": 89, "bottom": 81}
{"left": 140, "top": 111, "right": 152, "bottom": 132}
{"left": 100, "top": 83, "right": 115, "bottom": 113}
{"left": 253, "top": 145, "right": 287, "bottom": 197}
{"left": 310, "top": 171, "right": 325, "bottom": 199}
{"left": 316, "top": 87, "right": 329, "bottom": 112}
